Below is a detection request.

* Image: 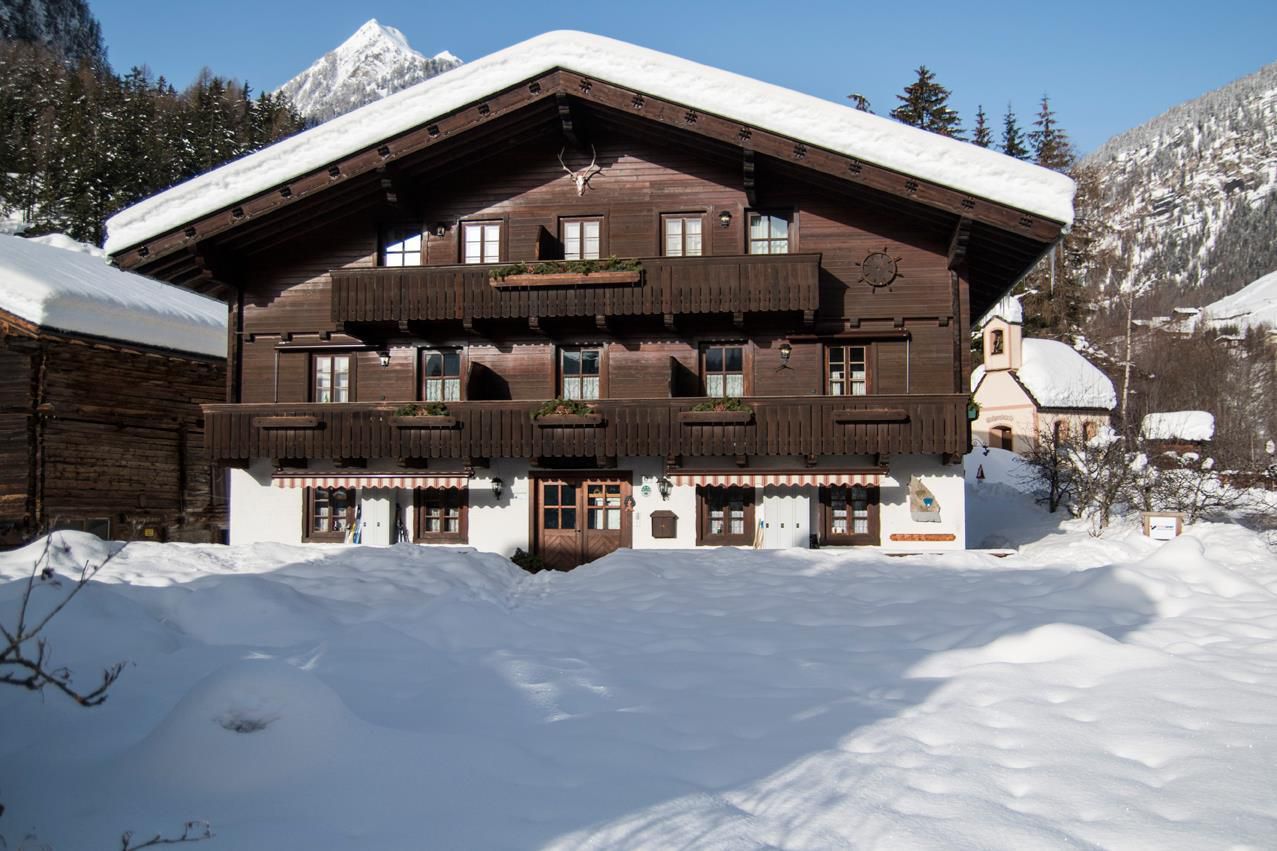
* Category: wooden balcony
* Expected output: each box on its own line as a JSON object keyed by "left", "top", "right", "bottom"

{"left": 329, "top": 254, "right": 821, "bottom": 324}
{"left": 205, "top": 395, "right": 968, "bottom": 464}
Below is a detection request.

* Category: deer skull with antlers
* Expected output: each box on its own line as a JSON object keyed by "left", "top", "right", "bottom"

{"left": 558, "top": 146, "right": 602, "bottom": 196}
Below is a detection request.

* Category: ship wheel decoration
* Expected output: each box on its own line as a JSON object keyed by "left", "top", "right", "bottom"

{"left": 858, "top": 247, "right": 902, "bottom": 291}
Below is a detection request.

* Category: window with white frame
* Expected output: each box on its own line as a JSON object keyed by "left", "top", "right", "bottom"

{"left": 827, "top": 344, "right": 868, "bottom": 396}
{"left": 562, "top": 218, "right": 602, "bottom": 260}
{"left": 748, "top": 212, "right": 790, "bottom": 254}
{"left": 663, "top": 214, "right": 704, "bottom": 257}
{"left": 313, "top": 354, "right": 351, "bottom": 403}
{"left": 462, "top": 221, "right": 501, "bottom": 264}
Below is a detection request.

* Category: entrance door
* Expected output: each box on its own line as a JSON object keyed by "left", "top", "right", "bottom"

{"left": 761, "top": 486, "right": 810, "bottom": 549}
{"left": 536, "top": 475, "right": 631, "bottom": 569}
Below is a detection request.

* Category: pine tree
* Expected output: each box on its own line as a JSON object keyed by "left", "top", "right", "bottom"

{"left": 891, "top": 66, "right": 963, "bottom": 138}
{"left": 847, "top": 92, "right": 873, "bottom": 113}
{"left": 971, "top": 104, "right": 992, "bottom": 148}
{"left": 1028, "top": 94, "right": 1075, "bottom": 171}
{"left": 1000, "top": 103, "right": 1029, "bottom": 159}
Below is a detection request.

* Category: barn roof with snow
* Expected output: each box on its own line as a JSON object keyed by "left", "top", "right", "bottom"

{"left": 104, "top": 31, "right": 1074, "bottom": 320}
{"left": 0, "top": 234, "right": 226, "bottom": 357}
{"left": 973, "top": 338, "right": 1116, "bottom": 411}
{"left": 1141, "top": 411, "right": 1215, "bottom": 442}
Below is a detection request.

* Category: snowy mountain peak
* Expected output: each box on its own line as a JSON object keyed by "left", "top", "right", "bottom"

{"left": 276, "top": 19, "right": 462, "bottom": 124}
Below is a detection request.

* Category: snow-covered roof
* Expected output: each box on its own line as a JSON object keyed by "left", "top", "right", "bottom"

{"left": 104, "top": 30, "right": 1076, "bottom": 254}
{"left": 977, "top": 292, "right": 1023, "bottom": 327}
{"left": 1141, "top": 411, "right": 1215, "bottom": 442}
{"left": 1205, "top": 269, "right": 1277, "bottom": 331}
{"left": 1017, "top": 339, "right": 1116, "bottom": 410}
{"left": 0, "top": 234, "right": 226, "bottom": 357}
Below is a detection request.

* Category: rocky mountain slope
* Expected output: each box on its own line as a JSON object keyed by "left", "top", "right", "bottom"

{"left": 275, "top": 19, "right": 461, "bottom": 124}
{"left": 1084, "top": 60, "right": 1277, "bottom": 310}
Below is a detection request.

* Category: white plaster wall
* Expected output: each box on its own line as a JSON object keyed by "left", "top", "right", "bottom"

{"left": 465, "top": 458, "right": 532, "bottom": 556}
{"left": 973, "top": 370, "right": 1038, "bottom": 453}
{"left": 629, "top": 457, "right": 699, "bottom": 549}
{"left": 878, "top": 454, "right": 966, "bottom": 551}
{"left": 229, "top": 461, "right": 303, "bottom": 545}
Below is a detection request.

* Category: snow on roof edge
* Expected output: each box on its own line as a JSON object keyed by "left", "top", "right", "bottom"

{"left": 1140, "top": 411, "right": 1215, "bottom": 442}
{"left": 104, "top": 30, "right": 1075, "bottom": 255}
{"left": 0, "top": 235, "right": 227, "bottom": 358}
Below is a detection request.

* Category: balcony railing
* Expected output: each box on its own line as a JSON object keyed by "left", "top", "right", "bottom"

{"left": 205, "top": 395, "right": 969, "bottom": 463}
{"left": 329, "top": 253, "right": 821, "bottom": 324}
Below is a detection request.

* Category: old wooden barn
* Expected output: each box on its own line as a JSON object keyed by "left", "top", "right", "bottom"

{"left": 0, "top": 235, "right": 227, "bottom": 545}
{"left": 104, "top": 31, "right": 1074, "bottom": 567}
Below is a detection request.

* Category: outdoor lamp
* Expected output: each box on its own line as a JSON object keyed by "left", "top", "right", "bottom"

{"left": 657, "top": 476, "right": 673, "bottom": 501}
{"left": 718, "top": 210, "right": 732, "bottom": 228}
{"left": 850, "top": 484, "right": 869, "bottom": 512}
{"left": 779, "top": 342, "right": 792, "bottom": 364}
{"left": 491, "top": 477, "right": 504, "bottom": 500}
{"left": 378, "top": 350, "right": 391, "bottom": 367}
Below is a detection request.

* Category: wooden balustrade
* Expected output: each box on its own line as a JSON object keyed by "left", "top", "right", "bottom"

{"left": 206, "top": 395, "right": 969, "bottom": 463}
{"left": 330, "top": 254, "right": 821, "bottom": 324}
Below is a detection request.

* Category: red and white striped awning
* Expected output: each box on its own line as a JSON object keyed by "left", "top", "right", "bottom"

{"left": 272, "top": 474, "right": 471, "bottom": 489}
{"left": 667, "top": 471, "right": 883, "bottom": 487}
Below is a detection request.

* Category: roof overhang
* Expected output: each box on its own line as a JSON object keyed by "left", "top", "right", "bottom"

{"left": 107, "top": 32, "right": 1072, "bottom": 275}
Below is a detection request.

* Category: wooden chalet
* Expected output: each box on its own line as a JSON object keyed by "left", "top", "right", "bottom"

{"left": 0, "top": 235, "right": 227, "bottom": 545}
{"left": 104, "top": 32, "right": 1074, "bottom": 567}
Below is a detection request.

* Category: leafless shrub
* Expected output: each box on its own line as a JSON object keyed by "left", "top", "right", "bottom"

{"left": 121, "top": 820, "right": 213, "bottom": 850}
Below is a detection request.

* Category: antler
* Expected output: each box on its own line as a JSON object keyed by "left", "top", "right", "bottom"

{"left": 559, "top": 145, "right": 602, "bottom": 195}
{"left": 558, "top": 147, "right": 572, "bottom": 176}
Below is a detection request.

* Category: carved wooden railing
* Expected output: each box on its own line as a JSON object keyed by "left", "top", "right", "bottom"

{"left": 206, "top": 394, "right": 969, "bottom": 463}
{"left": 329, "top": 253, "right": 821, "bottom": 323}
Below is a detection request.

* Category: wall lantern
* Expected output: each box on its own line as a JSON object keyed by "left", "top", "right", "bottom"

{"left": 657, "top": 476, "right": 673, "bottom": 501}
{"left": 491, "top": 477, "right": 505, "bottom": 500}
{"left": 378, "top": 350, "right": 391, "bottom": 368}
{"left": 718, "top": 210, "right": 733, "bottom": 228}
{"left": 778, "top": 342, "right": 793, "bottom": 365}
{"left": 433, "top": 222, "right": 449, "bottom": 238}
{"left": 850, "top": 484, "right": 869, "bottom": 512}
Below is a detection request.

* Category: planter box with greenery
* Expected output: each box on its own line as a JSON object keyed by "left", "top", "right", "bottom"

{"left": 490, "top": 257, "right": 642, "bottom": 288}
{"left": 387, "top": 403, "right": 457, "bottom": 428}
{"left": 679, "top": 398, "right": 754, "bottom": 425}
{"left": 531, "top": 398, "right": 604, "bottom": 427}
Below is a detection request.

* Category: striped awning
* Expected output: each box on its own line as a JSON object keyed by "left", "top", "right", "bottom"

{"left": 668, "top": 471, "right": 883, "bottom": 487}
{"left": 272, "top": 474, "right": 471, "bottom": 489}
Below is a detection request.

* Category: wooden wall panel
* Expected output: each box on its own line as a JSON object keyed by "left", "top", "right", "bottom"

{"left": 467, "top": 343, "right": 554, "bottom": 400}
{"left": 607, "top": 348, "right": 673, "bottom": 399}
{"left": 0, "top": 344, "right": 32, "bottom": 526}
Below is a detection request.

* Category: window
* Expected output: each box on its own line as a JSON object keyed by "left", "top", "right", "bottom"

{"left": 703, "top": 344, "right": 745, "bottom": 397}
{"left": 542, "top": 481, "right": 577, "bottom": 531}
{"left": 990, "top": 329, "right": 1005, "bottom": 355}
{"left": 827, "top": 345, "right": 868, "bottom": 396}
{"left": 822, "top": 485, "right": 879, "bottom": 545}
{"left": 382, "top": 228, "right": 422, "bottom": 267}
{"left": 414, "top": 488, "right": 468, "bottom": 543}
{"left": 586, "top": 483, "right": 623, "bottom": 530}
{"left": 1083, "top": 421, "right": 1098, "bottom": 442}
{"left": 560, "top": 346, "right": 602, "bottom": 400}
{"left": 748, "top": 212, "right": 790, "bottom": 254}
{"left": 697, "top": 486, "right": 755, "bottom": 546}
{"left": 1053, "top": 420, "right": 1069, "bottom": 443}
{"left": 663, "top": 214, "right": 704, "bottom": 257}
{"left": 462, "top": 221, "right": 501, "bottom": 264}
{"left": 313, "top": 354, "right": 351, "bottom": 403}
{"left": 306, "top": 487, "right": 356, "bottom": 542}
{"left": 422, "top": 351, "right": 461, "bottom": 401}
{"left": 561, "top": 218, "right": 602, "bottom": 260}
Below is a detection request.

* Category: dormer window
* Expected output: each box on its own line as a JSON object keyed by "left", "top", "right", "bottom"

{"left": 990, "top": 329, "right": 1005, "bottom": 355}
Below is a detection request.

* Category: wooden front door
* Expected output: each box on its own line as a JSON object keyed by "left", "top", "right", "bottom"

{"left": 535, "top": 475, "right": 631, "bottom": 570}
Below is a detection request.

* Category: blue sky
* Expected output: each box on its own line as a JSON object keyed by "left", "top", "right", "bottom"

{"left": 93, "top": 0, "right": 1277, "bottom": 155}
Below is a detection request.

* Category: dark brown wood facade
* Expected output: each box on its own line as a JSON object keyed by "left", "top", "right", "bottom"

{"left": 0, "top": 314, "right": 226, "bottom": 545}
{"left": 110, "top": 73, "right": 1064, "bottom": 476}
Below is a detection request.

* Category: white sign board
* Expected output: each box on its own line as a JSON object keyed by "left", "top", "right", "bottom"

{"left": 1147, "top": 515, "right": 1180, "bottom": 541}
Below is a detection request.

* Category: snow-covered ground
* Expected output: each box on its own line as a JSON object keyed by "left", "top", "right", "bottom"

{"left": 2, "top": 479, "right": 1276, "bottom": 849}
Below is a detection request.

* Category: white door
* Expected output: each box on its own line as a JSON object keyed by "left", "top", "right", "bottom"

{"left": 761, "top": 487, "right": 810, "bottom": 549}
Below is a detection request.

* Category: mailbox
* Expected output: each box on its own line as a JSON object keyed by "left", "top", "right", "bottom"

{"left": 650, "top": 510, "right": 677, "bottom": 539}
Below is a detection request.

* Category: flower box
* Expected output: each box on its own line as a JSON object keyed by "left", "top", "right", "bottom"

{"left": 387, "top": 415, "right": 457, "bottom": 429}
{"left": 491, "top": 270, "right": 641, "bottom": 288}
{"left": 253, "top": 415, "right": 320, "bottom": 429}
{"left": 833, "top": 408, "right": 909, "bottom": 424}
{"left": 678, "top": 410, "right": 753, "bottom": 425}
{"left": 532, "top": 413, "right": 605, "bottom": 427}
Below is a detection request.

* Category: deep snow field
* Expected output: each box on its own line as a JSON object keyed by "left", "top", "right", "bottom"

{"left": 2, "top": 471, "right": 1276, "bottom": 849}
